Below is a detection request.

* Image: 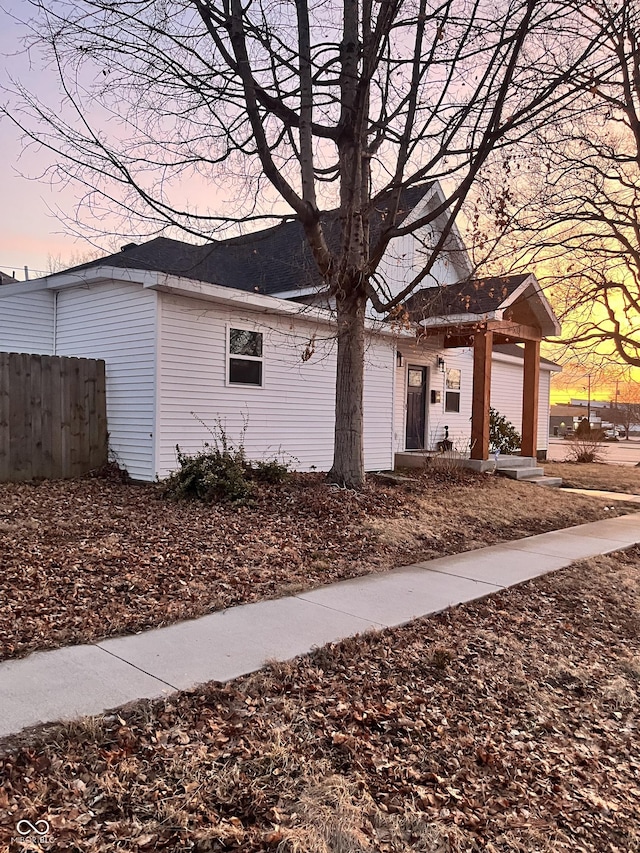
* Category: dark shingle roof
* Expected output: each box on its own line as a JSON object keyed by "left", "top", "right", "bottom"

{"left": 404, "top": 275, "right": 530, "bottom": 319}
{"left": 60, "top": 183, "right": 434, "bottom": 295}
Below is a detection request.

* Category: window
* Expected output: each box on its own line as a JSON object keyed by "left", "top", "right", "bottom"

{"left": 228, "top": 328, "right": 263, "bottom": 386}
{"left": 445, "top": 368, "right": 461, "bottom": 413}
{"left": 408, "top": 368, "right": 424, "bottom": 388}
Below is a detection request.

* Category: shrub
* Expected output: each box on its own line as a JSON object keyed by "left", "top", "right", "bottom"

{"left": 489, "top": 408, "right": 521, "bottom": 454}
{"left": 564, "top": 433, "right": 605, "bottom": 463}
{"left": 162, "top": 419, "right": 290, "bottom": 503}
{"left": 165, "top": 443, "right": 252, "bottom": 503}
{"left": 249, "top": 459, "right": 290, "bottom": 484}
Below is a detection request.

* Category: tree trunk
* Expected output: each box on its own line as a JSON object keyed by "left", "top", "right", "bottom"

{"left": 328, "top": 287, "right": 367, "bottom": 487}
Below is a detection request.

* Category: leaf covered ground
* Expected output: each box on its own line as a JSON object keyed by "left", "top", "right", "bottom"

{"left": 0, "top": 469, "right": 635, "bottom": 661}
{"left": 2, "top": 548, "right": 639, "bottom": 851}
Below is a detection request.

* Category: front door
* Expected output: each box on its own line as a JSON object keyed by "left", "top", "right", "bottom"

{"left": 406, "top": 365, "right": 427, "bottom": 449}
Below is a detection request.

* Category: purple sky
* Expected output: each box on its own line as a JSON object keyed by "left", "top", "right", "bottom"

{"left": 0, "top": 2, "right": 93, "bottom": 279}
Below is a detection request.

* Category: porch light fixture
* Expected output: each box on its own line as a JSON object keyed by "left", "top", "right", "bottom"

{"left": 396, "top": 351, "right": 404, "bottom": 367}
{"left": 437, "top": 356, "right": 446, "bottom": 372}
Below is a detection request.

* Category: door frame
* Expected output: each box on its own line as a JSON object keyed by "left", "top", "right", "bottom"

{"left": 405, "top": 363, "right": 429, "bottom": 450}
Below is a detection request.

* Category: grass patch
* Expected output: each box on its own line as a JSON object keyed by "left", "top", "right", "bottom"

{"left": 544, "top": 461, "right": 640, "bottom": 494}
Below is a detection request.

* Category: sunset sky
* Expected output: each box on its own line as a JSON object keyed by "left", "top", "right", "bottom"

{"left": 1, "top": 1, "right": 638, "bottom": 406}
{"left": 0, "top": 4, "right": 85, "bottom": 277}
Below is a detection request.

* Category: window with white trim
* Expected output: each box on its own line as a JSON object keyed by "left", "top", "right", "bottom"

{"left": 445, "top": 367, "right": 461, "bottom": 413}
{"left": 228, "top": 328, "right": 263, "bottom": 386}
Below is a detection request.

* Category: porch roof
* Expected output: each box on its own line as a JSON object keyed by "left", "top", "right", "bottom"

{"left": 404, "top": 273, "right": 560, "bottom": 339}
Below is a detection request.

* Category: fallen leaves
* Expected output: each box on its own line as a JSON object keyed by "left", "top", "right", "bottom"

{"left": 0, "top": 470, "right": 634, "bottom": 662}
{"left": 2, "top": 550, "right": 640, "bottom": 850}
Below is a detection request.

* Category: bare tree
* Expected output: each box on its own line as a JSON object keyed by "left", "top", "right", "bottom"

{"left": 612, "top": 392, "right": 640, "bottom": 439}
{"left": 3, "top": 0, "right": 612, "bottom": 485}
{"left": 477, "top": 0, "right": 640, "bottom": 373}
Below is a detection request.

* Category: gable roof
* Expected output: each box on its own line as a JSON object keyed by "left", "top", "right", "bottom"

{"left": 404, "top": 275, "right": 530, "bottom": 318}
{"left": 404, "top": 273, "right": 561, "bottom": 337}
{"left": 57, "top": 183, "right": 435, "bottom": 296}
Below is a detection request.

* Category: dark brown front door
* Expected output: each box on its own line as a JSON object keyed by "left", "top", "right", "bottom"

{"left": 406, "top": 365, "right": 427, "bottom": 449}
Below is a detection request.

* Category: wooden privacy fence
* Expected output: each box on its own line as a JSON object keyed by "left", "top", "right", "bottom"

{"left": 0, "top": 352, "right": 108, "bottom": 482}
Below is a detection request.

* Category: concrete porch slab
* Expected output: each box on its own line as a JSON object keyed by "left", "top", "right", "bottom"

{"left": 297, "top": 566, "right": 501, "bottom": 627}
{"left": 0, "top": 645, "right": 169, "bottom": 739}
{"left": 97, "top": 596, "right": 380, "bottom": 690}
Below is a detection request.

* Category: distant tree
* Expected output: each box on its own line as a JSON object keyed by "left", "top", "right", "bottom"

{"left": 575, "top": 417, "right": 591, "bottom": 437}
{"left": 47, "top": 249, "right": 105, "bottom": 274}
{"left": 476, "top": 0, "right": 640, "bottom": 370}
{"left": 608, "top": 379, "right": 640, "bottom": 439}
{"left": 3, "top": 0, "right": 613, "bottom": 484}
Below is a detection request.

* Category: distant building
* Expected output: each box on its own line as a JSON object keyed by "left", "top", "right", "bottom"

{"left": 550, "top": 403, "right": 605, "bottom": 436}
{"left": 569, "top": 398, "right": 611, "bottom": 410}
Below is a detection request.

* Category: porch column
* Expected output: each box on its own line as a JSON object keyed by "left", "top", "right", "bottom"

{"left": 521, "top": 339, "right": 540, "bottom": 458}
{"left": 470, "top": 329, "right": 493, "bottom": 460}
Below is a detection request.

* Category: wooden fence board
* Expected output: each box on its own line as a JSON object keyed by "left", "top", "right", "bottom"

{"left": 0, "top": 353, "right": 107, "bottom": 482}
{"left": 49, "top": 356, "right": 64, "bottom": 479}
{"left": 30, "top": 355, "right": 43, "bottom": 479}
{"left": 40, "top": 355, "right": 54, "bottom": 479}
{"left": 9, "top": 353, "right": 32, "bottom": 481}
{"left": 95, "top": 361, "right": 108, "bottom": 470}
{"left": 0, "top": 354, "right": 9, "bottom": 482}
{"left": 69, "top": 358, "right": 83, "bottom": 478}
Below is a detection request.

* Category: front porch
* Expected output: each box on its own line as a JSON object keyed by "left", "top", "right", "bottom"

{"left": 402, "top": 273, "right": 561, "bottom": 463}
{"left": 394, "top": 450, "right": 562, "bottom": 486}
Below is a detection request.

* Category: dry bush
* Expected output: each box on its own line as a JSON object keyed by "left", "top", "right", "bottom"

{"left": 564, "top": 434, "right": 605, "bottom": 463}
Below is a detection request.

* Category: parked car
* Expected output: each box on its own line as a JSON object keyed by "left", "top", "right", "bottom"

{"left": 604, "top": 428, "right": 625, "bottom": 440}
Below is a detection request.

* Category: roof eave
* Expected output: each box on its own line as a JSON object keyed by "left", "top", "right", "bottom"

{"left": 34, "top": 265, "right": 401, "bottom": 337}
{"left": 492, "top": 350, "right": 562, "bottom": 372}
{"left": 0, "top": 279, "right": 50, "bottom": 296}
{"left": 418, "top": 310, "right": 503, "bottom": 328}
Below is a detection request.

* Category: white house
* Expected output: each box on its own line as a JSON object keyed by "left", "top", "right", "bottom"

{"left": 0, "top": 184, "right": 560, "bottom": 481}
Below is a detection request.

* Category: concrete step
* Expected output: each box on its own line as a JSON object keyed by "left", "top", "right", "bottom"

{"left": 497, "top": 466, "right": 545, "bottom": 480}
{"left": 494, "top": 455, "right": 537, "bottom": 469}
{"left": 527, "top": 476, "right": 563, "bottom": 488}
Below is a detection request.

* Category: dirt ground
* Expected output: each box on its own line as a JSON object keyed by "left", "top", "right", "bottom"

{"left": 1, "top": 468, "right": 634, "bottom": 662}
{"left": 2, "top": 547, "right": 639, "bottom": 851}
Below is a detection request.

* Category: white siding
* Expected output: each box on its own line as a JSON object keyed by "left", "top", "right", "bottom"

{"left": 55, "top": 282, "right": 157, "bottom": 480}
{"left": 363, "top": 336, "right": 396, "bottom": 469}
{"left": 537, "top": 370, "right": 551, "bottom": 450}
{"left": 490, "top": 357, "right": 524, "bottom": 435}
{"left": 393, "top": 341, "right": 474, "bottom": 453}
{"left": 393, "top": 344, "right": 554, "bottom": 453}
{"left": 370, "top": 227, "right": 463, "bottom": 321}
{"left": 157, "top": 293, "right": 394, "bottom": 477}
{"left": 491, "top": 356, "right": 552, "bottom": 453}
{"left": 0, "top": 287, "right": 54, "bottom": 354}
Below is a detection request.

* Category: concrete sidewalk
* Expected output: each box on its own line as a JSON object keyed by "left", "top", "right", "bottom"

{"left": 561, "top": 487, "right": 640, "bottom": 504}
{"left": 2, "top": 512, "right": 640, "bottom": 739}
